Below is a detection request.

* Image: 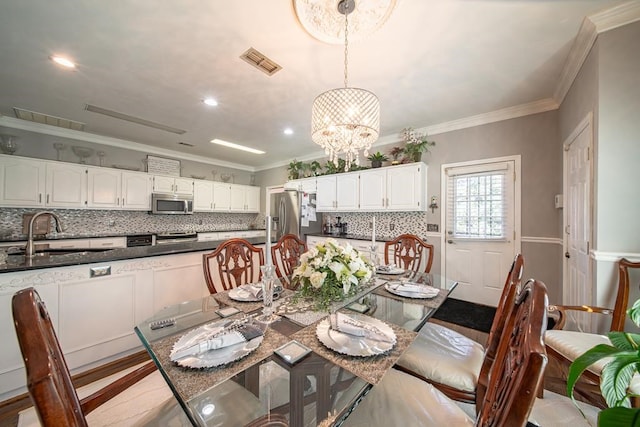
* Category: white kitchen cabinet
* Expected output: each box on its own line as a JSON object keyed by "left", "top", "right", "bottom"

{"left": 213, "top": 182, "right": 231, "bottom": 211}
{"left": 153, "top": 175, "right": 193, "bottom": 195}
{"left": 87, "top": 167, "right": 121, "bottom": 208}
{"left": 193, "top": 180, "right": 214, "bottom": 212}
{"left": 386, "top": 163, "right": 425, "bottom": 211}
{"left": 45, "top": 162, "right": 87, "bottom": 208}
{"left": 121, "top": 172, "right": 152, "bottom": 210}
{"left": 316, "top": 174, "right": 359, "bottom": 212}
{"left": 197, "top": 231, "right": 219, "bottom": 242}
{"left": 229, "top": 184, "right": 260, "bottom": 212}
{"left": 315, "top": 163, "right": 426, "bottom": 213}
{"left": 0, "top": 155, "right": 46, "bottom": 207}
{"left": 46, "top": 239, "right": 92, "bottom": 249}
{"left": 284, "top": 177, "right": 317, "bottom": 193}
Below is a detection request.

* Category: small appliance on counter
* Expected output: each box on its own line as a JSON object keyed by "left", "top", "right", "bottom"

{"left": 126, "top": 234, "right": 154, "bottom": 247}
{"left": 155, "top": 232, "right": 198, "bottom": 245}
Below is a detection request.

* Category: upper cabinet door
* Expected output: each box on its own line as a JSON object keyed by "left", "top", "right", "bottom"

{"left": 358, "top": 169, "right": 386, "bottom": 211}
{"left": 387, "top": 163, "right": 425, "bottom": 211}
{"left": 46, "top": 163, "right": 87, "bottom": 208}
{"left": 152, "top": 175, "right": 175, "bottom": 193}
{"left": 87, "top": 168, "right": 121, "bottom": 208}
{"left": 212, "top": 183, "right": 231, "bottom": 211}
{"left": 174, "top": 178, "right": 194, "bottom": 195}
{"left": 336, "top": 173, "right": 359, "bottom": 211}
{"left": 245, "top": 186, "right": 260, "bottom": 212}
{"left": 0, "top": 156, "right": 46, "bottom": 207}
{"left": 193, "top": 180, "right": 214, "bottom": 212}
{"left": 122, "top": 172, "right": 152, "bottom": 210}
{"left": 316, "top": 176, "right": 337, "bottom": 211}
{"left": 229, "top": 184, "right": 246, "bottom": 211}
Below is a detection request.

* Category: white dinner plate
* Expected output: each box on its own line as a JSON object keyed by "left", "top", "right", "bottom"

{"left": 316, "top": 314, "right": 396, "bottom": 357}
{"left": 376, "top": 266, "right": 405, "bottom": 275}
{"left": 171, "top": 321, "right": 264, "bottom": 368}
{"left": 228, "top": 284, "right": 262, "bottom": 302}
{"left": 384, "top": 282, "right": 439, "bottom": 299}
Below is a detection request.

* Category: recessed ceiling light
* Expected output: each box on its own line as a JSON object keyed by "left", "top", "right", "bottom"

{"left": 210, "top": 138, "right": 265, "bottom": 154}
{"left": 50, "top": 55, "right": 76, "bottom": 69}
{"left": 203, "top": 98, "right": 218, "bottom": 107}
{"left": 284, "top": 128, "right": 294, "bottom": 135}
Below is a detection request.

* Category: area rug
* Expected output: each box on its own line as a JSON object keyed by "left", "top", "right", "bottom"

{"left": 431, "top": 298, "right": 496, "bottom": 333}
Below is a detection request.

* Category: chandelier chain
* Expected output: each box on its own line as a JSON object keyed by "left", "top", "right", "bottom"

{"left": 343, "top": 8, "right": 349, "bottom": 88}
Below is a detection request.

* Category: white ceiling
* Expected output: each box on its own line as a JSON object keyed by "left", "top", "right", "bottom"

{"left": 0, "top": 0, "right": 630, "bottom": 171}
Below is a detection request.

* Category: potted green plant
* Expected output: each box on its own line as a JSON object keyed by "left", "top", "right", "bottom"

{"left": 389, "top": 146, "right": 404, "bottom": 165}
{"left": 401, "top": 127, "right": 435, "bottom": 162}
{"left": 568, "top": 299, "right": 640, "bottom": 425}
{"left": 287, "top": 159, "right": 303, "bottom": 180}
{"left": 309, "top": 160, "right": 322, "bottom": 176}
{"left": 367, "top": 151, "right": 388, "bottom": 168}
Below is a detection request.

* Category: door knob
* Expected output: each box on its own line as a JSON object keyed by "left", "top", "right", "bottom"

{"left": 447, "top": 240, "right": 454, "bottom": 244}
{"left": 565, "top": 252, "right": 570, "bottom": 259}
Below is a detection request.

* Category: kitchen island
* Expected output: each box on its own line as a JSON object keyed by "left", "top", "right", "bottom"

{"left": 0, "top": 235, "right": 270, "bottom": 401}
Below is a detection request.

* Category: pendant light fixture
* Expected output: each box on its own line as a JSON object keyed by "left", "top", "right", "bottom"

{"left": 311, "top": 0, "right": 380, "bottom": 170}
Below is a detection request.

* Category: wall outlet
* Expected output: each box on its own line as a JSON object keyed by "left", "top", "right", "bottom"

{"left": 389, "top": 223, "right": 395, "bottom": 231}
{"left": 427, "top": 224, "right": 439, "bottom": 232}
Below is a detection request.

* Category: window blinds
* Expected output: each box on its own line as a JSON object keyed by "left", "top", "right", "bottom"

{"left": 445, "top": 162, "right": 512, "bottom": 241}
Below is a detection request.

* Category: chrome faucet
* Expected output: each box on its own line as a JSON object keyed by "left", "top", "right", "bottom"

{"left": 25, "top": 211, "right": 64, "bottom": 258}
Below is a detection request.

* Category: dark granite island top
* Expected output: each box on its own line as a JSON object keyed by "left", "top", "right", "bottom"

{"left": 0, "top": 236, "right": 271, "bottom": 274}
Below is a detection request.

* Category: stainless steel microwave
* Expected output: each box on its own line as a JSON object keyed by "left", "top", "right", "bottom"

{"left": 151, "top": 193, "right": 194, "bottom": 214}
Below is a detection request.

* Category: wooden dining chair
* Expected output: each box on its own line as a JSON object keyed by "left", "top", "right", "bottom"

{"left": 544, "top": 257, "right": 640, "bottom": 407}
{"left": 12, "top": 287, "right": 187, "bottom": 427}
{"left": 343, "top": 279, "right": 548, "bottom": 427}
{"left": 395, "top": 253, "right": 524, "bottom": 403}
{"left": 384, "top": 234, "right": 434, "bottom": 273}
{"left": 271, "top": 233, "right": 307, "bottom": 289}
{"left": 203, "top": 238, "right": 264, "bottom": 294}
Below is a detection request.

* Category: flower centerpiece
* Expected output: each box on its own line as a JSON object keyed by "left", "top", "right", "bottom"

{"left": 292, "top": 238, "right": 374, "bottom": 311}
{"left": 401, "top": 127, "right": 435, "bottom": 163}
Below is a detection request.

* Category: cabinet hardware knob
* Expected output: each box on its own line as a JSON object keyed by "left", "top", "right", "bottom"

{"left": 46, "top": 194, "right": 49, "bottom": 203}
{"left": 39, "top": 193, "right": 42, "bottom": 203}
{"left": 565, "top": 252, "right": 570, "bottom": 259}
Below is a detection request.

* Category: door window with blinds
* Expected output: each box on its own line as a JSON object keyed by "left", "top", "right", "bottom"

{"left": 445, "top": 161, "right": 514, "bottom": 241}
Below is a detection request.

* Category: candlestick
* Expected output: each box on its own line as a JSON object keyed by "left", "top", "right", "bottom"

{"left": 265, "top": 216, "right": 272, "bottom": 266}
{"left": 371, "top": 216, "right": 376, "bottom": 244}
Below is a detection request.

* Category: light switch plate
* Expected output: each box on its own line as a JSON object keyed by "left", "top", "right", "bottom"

{"left": 427, "top": 224, "right": 439, "bottom": 232}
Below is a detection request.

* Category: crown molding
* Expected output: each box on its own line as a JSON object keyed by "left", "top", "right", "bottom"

{"left": 554, "top": 1, "right": 640, "bottom": 105}
{"left": 589, "top": 0, "right": 640, "bottom": 33}
{"left": 423, "top": 98, "right": 559, "bottom": 136}
{"left": 0, "top": 116, "right": 256, "bottom": 172}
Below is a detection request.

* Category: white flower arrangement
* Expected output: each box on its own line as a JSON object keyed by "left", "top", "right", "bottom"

{"left": 292, "top": 238, "right": 373, "bottom": 311}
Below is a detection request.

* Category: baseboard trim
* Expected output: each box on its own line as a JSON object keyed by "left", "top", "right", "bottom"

{"left": 0, "top": 350, "right": 150, "bottom": 425}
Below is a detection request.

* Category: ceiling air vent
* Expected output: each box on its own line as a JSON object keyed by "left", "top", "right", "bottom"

{"left": 240, "top": 48, "right": 282, "bottom": 76}
{"left": 84, "top": 104, "right": 186, "bottom": 135}
{"left": 178, "top": 141, "right": 194, "bottom": 147}
{"left": 13, "top": 107, "right": 85, "bottom": 131}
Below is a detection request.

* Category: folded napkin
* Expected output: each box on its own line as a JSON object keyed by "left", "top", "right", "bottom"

{"left": 170, "top": 323, "right": 264, "bottom": 361}
{"left": 329, "top": 312, "right": 395, "bottom": 343}
{"left": 243, "top": 283, "right": 263, "bottom": 299}
{"left": 388, "top": 282, "right": 439, "bottom": 297}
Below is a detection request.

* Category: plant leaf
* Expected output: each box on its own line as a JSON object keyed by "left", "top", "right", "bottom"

{"left": 601, "top": 354, "right": 639, "bottom": 407}
{"left": 629, "top": 299, "right": 640, "bottom": 327}
{"left": 609, "top": 332, "right": 640, "bottom": 351}
{"left": 598, "top": 407, "right": 640, "bottom": 426}
{"left": 567, "top": 344, "right": 621, "bottom": 401}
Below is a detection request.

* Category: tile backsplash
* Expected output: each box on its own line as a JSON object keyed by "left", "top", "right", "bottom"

{"left": 0, "top": 208, "right": 263, "bottom": 238}
{"left": 323, "top": 212, "right": 433, "bottom": 240}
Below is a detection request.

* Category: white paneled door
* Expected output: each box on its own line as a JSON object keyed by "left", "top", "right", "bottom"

{"left": 563, "top": 116, "right": 593, "bottom": 332}
{"left": 442, "top": 157, "right": 520, "bottom": 307}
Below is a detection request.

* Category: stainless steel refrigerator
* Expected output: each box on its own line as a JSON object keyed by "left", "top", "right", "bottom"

{"left": 270, "top": 190, "right": 322, "bottom": 240}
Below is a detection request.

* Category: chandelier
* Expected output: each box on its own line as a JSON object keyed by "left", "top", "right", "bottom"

{"left": 311, "top": 0, "right": 380, "bottom": 170}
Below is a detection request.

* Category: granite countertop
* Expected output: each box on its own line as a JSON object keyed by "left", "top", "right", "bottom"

{"left": 0, "top": 228, "right": 266, "bottom": 243}
{"left": 0, "top": 236, "right": 272, "bottom": 274}
{"left": 305, "top": 233, "right": 393, "bottom": 242}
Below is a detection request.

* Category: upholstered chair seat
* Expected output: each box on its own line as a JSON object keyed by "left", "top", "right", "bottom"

{"left": 399, "top": 322, "right": 484, "bottom": 393}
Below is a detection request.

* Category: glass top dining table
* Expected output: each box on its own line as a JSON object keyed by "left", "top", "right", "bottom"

{"left": 134, "top": 271, "right": 458, "bottom": 427}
